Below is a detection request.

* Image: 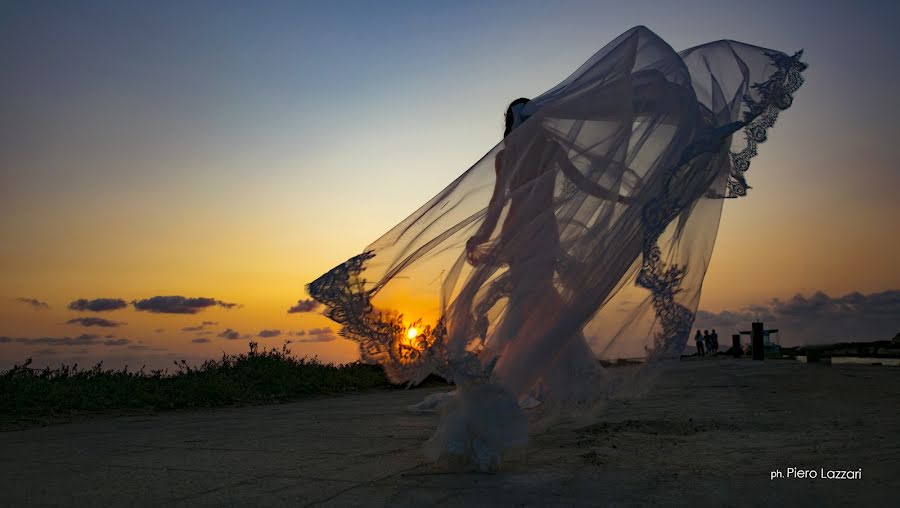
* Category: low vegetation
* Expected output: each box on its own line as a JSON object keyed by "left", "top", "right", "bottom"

{"left": 0, "top": 342, "right": 391, "bottom": 428}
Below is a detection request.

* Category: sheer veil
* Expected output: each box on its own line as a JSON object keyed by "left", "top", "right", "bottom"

{"left": 308, "top": 26, "right": 806, "bottom": 469}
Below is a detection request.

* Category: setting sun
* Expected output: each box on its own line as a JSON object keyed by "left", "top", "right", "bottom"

{"left": 407, "top": 327, "right": 419, "bottom": 339}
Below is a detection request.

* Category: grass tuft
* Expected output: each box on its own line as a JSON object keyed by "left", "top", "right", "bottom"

{"left": 0, "top": 341, "right": 390, "bottom": 428}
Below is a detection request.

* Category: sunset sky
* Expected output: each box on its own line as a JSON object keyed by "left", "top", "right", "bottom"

{"left": 2, "top": 0, "right": 898, "bottom": 369}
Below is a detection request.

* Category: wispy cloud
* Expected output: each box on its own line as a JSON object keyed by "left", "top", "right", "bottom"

{"left": 257, "top": 329, "right": 281, "bottom": 338}
{"left": 15, "top": 297, "right": 50, "bottom": 310}
{"left": 294, "top": 335, "right": 337, "bottom": 343}
{"left": 293, "top": 326, "right": 337, "bottom": 343}
{"left": 287, "top": 299, "right": 320, "bottom": 314}
{"left": 191, "top": 337, "right": 211, "bottom": 343}
{"left": 66, "top": 317, "right": 125, "bottom": 328}
{"left": 181, "top": 321, "right": 218, "bottom": 332}
{"left": 133, "top": 296, "right": 239, "bottom": 314}
{"left": 68, "top": 298, "right": 128, "bottom": 312}
{"left": 1, "top": 334, "right": 133, "bottom": 347}
{"left": 126, "top": 344, "right": 167, "bottom": 351}
{"left": 2, "top": 334, "right": 100, "bottom": 346}
{"left": 31, "top": 348, "right": 90, "bottom": 357}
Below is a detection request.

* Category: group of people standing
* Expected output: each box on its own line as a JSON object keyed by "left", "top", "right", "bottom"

{"left": 694, "top": 329, "right": 719, "bottom": 357}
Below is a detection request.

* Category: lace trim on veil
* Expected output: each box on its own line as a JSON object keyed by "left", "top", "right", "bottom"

{"left": 724, "top": 50, "right": 807, "bottom": 198}
{"left": 307, "top": 251, "right": 450, "bottom": 384}
{"left": 639, "top": 50, "right": 806, "bottom": 358}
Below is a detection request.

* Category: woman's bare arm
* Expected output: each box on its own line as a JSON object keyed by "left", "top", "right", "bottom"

{"left": 466, "top": 150, "right": 507, "bottom": 264}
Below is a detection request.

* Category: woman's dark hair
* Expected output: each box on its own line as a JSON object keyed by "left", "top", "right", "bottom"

{"left": 504, "top": 97, "right": 531, "bottom": 137}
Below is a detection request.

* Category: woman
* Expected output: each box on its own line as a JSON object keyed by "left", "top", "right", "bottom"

{"left": 462, "top": 97, "right": 640, "bottom": 406}
{"left": 308, "top": 26, "right": 806, "bottom": 470}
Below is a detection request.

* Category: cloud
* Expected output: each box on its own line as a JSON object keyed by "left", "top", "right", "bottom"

{"left": 15, "top": 297, "right": 50, "bottom": 310}
{"left": 182, "top": 321, "right": 219, "bottom": 331}
{"left": 66, "top": 317, "right": 125, "bottom": 328}
{"left": 127, "top": 344, "right": 167, "bottom": 351}
{"left": 68, "top": 298, "right": 128, "bottom": 312}
{"left": 294, "top": 326, "right": 337, "bottom": 343}
{"left": 119, "top": 340, "right": 166, "bottom": 352}
{"left": 7, "top": 334, "right": 101, "bottom": 346}
{"left": 287, "top": 299, "right": 320, "bottom": 314}
{"left": 191, "top": 337, "right": 211, "bottom": 343}
{"left": 257, "top": 329, "right": 281, "bottom": 338}
{"left": 1, "top": 334, "right": 136, "bottom": 347}
{"left": 217, "top": 328, "right": 247, "bottom": 340}
{"left": 154, "top": 328, "right": 165, "bottom": 333}
{"left": 696, "top": 290, "right": 900, "bottom": 346}
{"left": 132, "top": 296, "right": 239, "bottom": 314}
{"left": 294, "top": 334, "right": 337, "bottom": 343}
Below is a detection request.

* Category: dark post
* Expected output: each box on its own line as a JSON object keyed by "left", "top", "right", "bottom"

{"left": 751, "top": 321, "right": 765, "bottom": 361}
{"left": 732, "top": 334, "right": 741, "bottom": 358}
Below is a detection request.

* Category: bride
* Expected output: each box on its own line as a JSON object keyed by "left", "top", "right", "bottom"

{"left": 308, "top": 26, "right": 806, "bottom": 470}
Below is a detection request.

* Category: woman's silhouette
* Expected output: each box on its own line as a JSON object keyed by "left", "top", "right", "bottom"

{"left": 307, "top": 26, "right": 806, "bottom": 469}
{"left": 462, "top": 97, "right": 635, "bottom": 400}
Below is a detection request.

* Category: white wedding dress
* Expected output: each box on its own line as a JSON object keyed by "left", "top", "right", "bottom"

{"left": 309, "top": 26, "right": 806, "bottom": 470}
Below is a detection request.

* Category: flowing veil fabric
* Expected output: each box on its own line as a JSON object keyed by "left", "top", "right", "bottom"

{"left": 308, "top": 26, "right": 806, "bottom": 469}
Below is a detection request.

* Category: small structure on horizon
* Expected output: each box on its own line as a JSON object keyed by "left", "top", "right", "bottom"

{"left": 739, "top": 322, "right": 780, "bottom": 360}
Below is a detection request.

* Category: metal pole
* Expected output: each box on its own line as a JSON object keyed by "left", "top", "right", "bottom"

{"left": 751, "top": 322, "right": 765, "bottom": 361}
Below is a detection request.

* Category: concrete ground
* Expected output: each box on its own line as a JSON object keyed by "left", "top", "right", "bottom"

{"left": 1, "top": 360, "right": 897, "bottom": 507}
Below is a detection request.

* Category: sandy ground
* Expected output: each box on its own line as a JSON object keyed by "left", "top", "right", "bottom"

{"left": 1, "top": 359, "right": 897, "bottom": 507}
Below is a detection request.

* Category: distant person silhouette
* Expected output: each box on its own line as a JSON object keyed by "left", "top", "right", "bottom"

{"left": 711, "top": 329, "right": 719, "bottom": 354}
{"left": 703, "top": 330, "right": 712, "bottom": 357}
{"left": 695, "top": 330, "right": 705, "bottom": 357}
